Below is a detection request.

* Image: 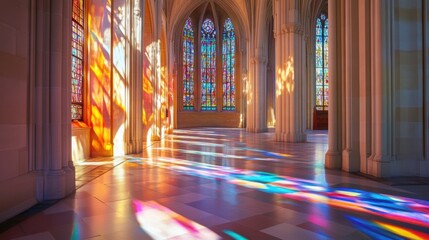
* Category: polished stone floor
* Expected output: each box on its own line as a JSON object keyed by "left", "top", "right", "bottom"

{"left": 1, "top": 128, "right": 429, "bottom": 239}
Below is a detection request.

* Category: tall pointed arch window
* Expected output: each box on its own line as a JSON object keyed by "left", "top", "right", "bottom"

{"left": 71, "top": 0, "right": 85, "bottom": 120}
{"left": 183, "top": 18, "right": 195, "bottom": 110}
{"left": 181, "top": 13, "right": 238, "bottom": 114}
{"left": 222, "top": 18, "right": 236, "bottom": 110}
{"left": 201, "top": 18, "right": 217, "bottom": 111}
{"left": 315, "top": 13, "right": 328, "bottom": 110}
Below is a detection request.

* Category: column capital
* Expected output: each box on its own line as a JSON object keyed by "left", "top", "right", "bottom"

{"left": 303, "top": 34, "right": 310, "bottom": 42}
{"left": 250, "top": 56, "right": 268, "bottom": 65}
{"left": 282, "top": 23, "right": 304, "bottom": 35}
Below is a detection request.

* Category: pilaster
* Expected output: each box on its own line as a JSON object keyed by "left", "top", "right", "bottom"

{"left": 246, "top": 0, "right": 269, "bottom": 133}
{"left": 63, "top": 0, "right": 76, "bottom": 192}
{"left": 357, "top": 0, "right": 372, "bottom": 175}
{"left": 152, "top": 0, "right": 163, "bottom": 141}
{"left": 34, "top": 0, "right": 75, "bottom": 201}
{"left": 342, "top": 0, "right": 360, "bottom": 172}
{"left": 325, "top": 0, "right": 342, "bottom": 168}
{"left": 128, "top": 0, "right": 144, "bottom": 153}
{"left": 246, "top": 56, "right": 268, "bottom": 133}
{"left": 369, "top": 0, "right": 394, "bottom": 177}
{"left": 424, "top": 0, "right": 429, "bottom": 166}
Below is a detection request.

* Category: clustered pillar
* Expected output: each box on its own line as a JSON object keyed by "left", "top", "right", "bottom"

{"left": 273, "top": 1, "right": 306, "bottom": 142}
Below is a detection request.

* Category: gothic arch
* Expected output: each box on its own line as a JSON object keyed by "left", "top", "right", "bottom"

{"left": 168, "top": 0, "right": 249, "bottom": 45}
{"left": 168, "top": 0, "right": 249, "bottom": 85}
{"left": 169, "top": 0, "right": 249, "bottom": 128}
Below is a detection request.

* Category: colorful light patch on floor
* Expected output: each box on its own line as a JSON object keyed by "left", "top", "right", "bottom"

{"left": 133, "top": 200, "right": 221, "bottom": 239}
{"left": 164, "top": 139, "right": 292, "bottom": 158}
{"left": 223, "top": 230, "right": 248, "bottom": 240}
{"left": 347, "top": 216, "right": 429, "bottom": 240}
{"left": 152, "top": 148, "right": 281, "bottom": 162}
{"left": 127, "top": 156, "right": 429, "bottom": 234}
{"left": 168, "top": 134, "right": 231, "bottom": 142}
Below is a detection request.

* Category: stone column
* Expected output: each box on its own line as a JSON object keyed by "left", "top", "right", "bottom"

{"left": 246, "top": 0, "right": 268, "bottom": 133}
{"left": 247, "top": 56, "right": 268, "bottom": 132}
{"left": 121, "top": 0, "right": 130, "bottom": 154}
{"left": 273, "top": 0, "right": 306, "bottom": 142}
{"left": 62, "top": 0, "right": 76, "bottom": 195}
{"left": 325, "top": 0, "right": 342, "bottom": 168}
{"left": 170, "top": 43, "right": 178, "bottom": 129}
{"left": 128, "top": 0, "right": 144, "bottom": 153}
{"left": 247, "top": 56, "right": 263, "bottom": 133}
{"left": 152, "top": 0, "right": 163, "bottom": 141}
{"left": 358, "top": 0, "right": 372, "bottom": 173}
{"left": 369, "top": 0, "right": 393, "bottom": 177}
{"left": 423, "top": 0, "right": 429, "bottom": 176}
{"left": 35, "top": 0, "right": 75, "bottom": 200}
{"left": 342, "top": 0, "right": 360, "bottom": 172}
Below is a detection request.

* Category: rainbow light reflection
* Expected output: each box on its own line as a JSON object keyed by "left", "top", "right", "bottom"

{"left": 168, "top": 134, "right": 231, "bottom": 142}
{"left": 128, "top": 157, "right": 429, "bottom": 231}
{"left": 165, "top": 139, "right": 293, "bottom": 158}
{"left": 223, "top": 230, "right": 248, "bottom": 240}
{"left": 347, "top": 216, "right": 429, "bottom": 240}
{"left": 133, "top": 200, "right": 221, "bottom": 239}
{"left": 173, "top": 130, "right": 227, "bottom": 137}
{"left": 152, "top": 148, "right": 282, "bottom": 162}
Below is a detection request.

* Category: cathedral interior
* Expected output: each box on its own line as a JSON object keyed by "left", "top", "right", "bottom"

{"left": 0, "top": 0, "right": 429, "bottom": 239}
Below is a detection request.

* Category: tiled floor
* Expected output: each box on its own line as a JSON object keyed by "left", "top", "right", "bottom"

{"left": 1, "top": 128, "right": 429, "bottom": 239}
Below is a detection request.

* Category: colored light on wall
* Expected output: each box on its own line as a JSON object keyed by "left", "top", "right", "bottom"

{"left": 276, "top": 57, "right": 295, "bottom": 97}
{"left": 88, "top": 0, "right": 113, "bottom": 156}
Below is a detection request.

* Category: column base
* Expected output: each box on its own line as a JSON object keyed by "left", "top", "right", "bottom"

{"left": 342, "top": 148, "right": 360, "bottom": 172}
{"left": 64, "top": 164, "right": 76, "bottom": 195}
{"left": 325, "top": 150, "right": 342, "bottom": 169}
{"left": 166, "top": 128, "right": 174, "bottom": 134}
{"left": 275, "top": 132, "right": 286, "bottom": 141}
{"left": 420, "top": 160, "right": 429, "bottom": 177}
{"left": 368, "top": 154, "right": 391, "bottom": 177}
{"left": 275, "top": 131, "right": 306, "bottom": 142}
{"left": 36, "top": 169, "right": 67, "bottom": 201}
{"left": 246, "top": 127, "right": 268, "bottom": 133}
{"left": 128, "top": 139, "right": 143, "bottom": 154}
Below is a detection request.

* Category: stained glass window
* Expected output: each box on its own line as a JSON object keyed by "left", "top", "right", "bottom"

{"left": 201, "top": 18, "right": 216, "bottom": 111}
{"left": 71, "top": 0, "right": 85, "bottom": 120}
{"left": 183, "top": 18, "right": 195, "bottom": 110}
{"left": 222, "top": 18, "right": 236, "bottom": 111}
{"left": 315, "top": 13, "right": 329, "bottom": 110}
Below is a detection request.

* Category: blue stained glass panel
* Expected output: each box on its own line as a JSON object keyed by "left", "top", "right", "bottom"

{"left": 183, "top": 18, "right": 195, "bottom": 110}
{"left": 201, "top": 18, "right": 217, "bottom": 111}
{"left": 222, "top": 18, "right": 236, "bottom": 110}
{"left": 315, "top": 13, "right": 328, "bottom": 110}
